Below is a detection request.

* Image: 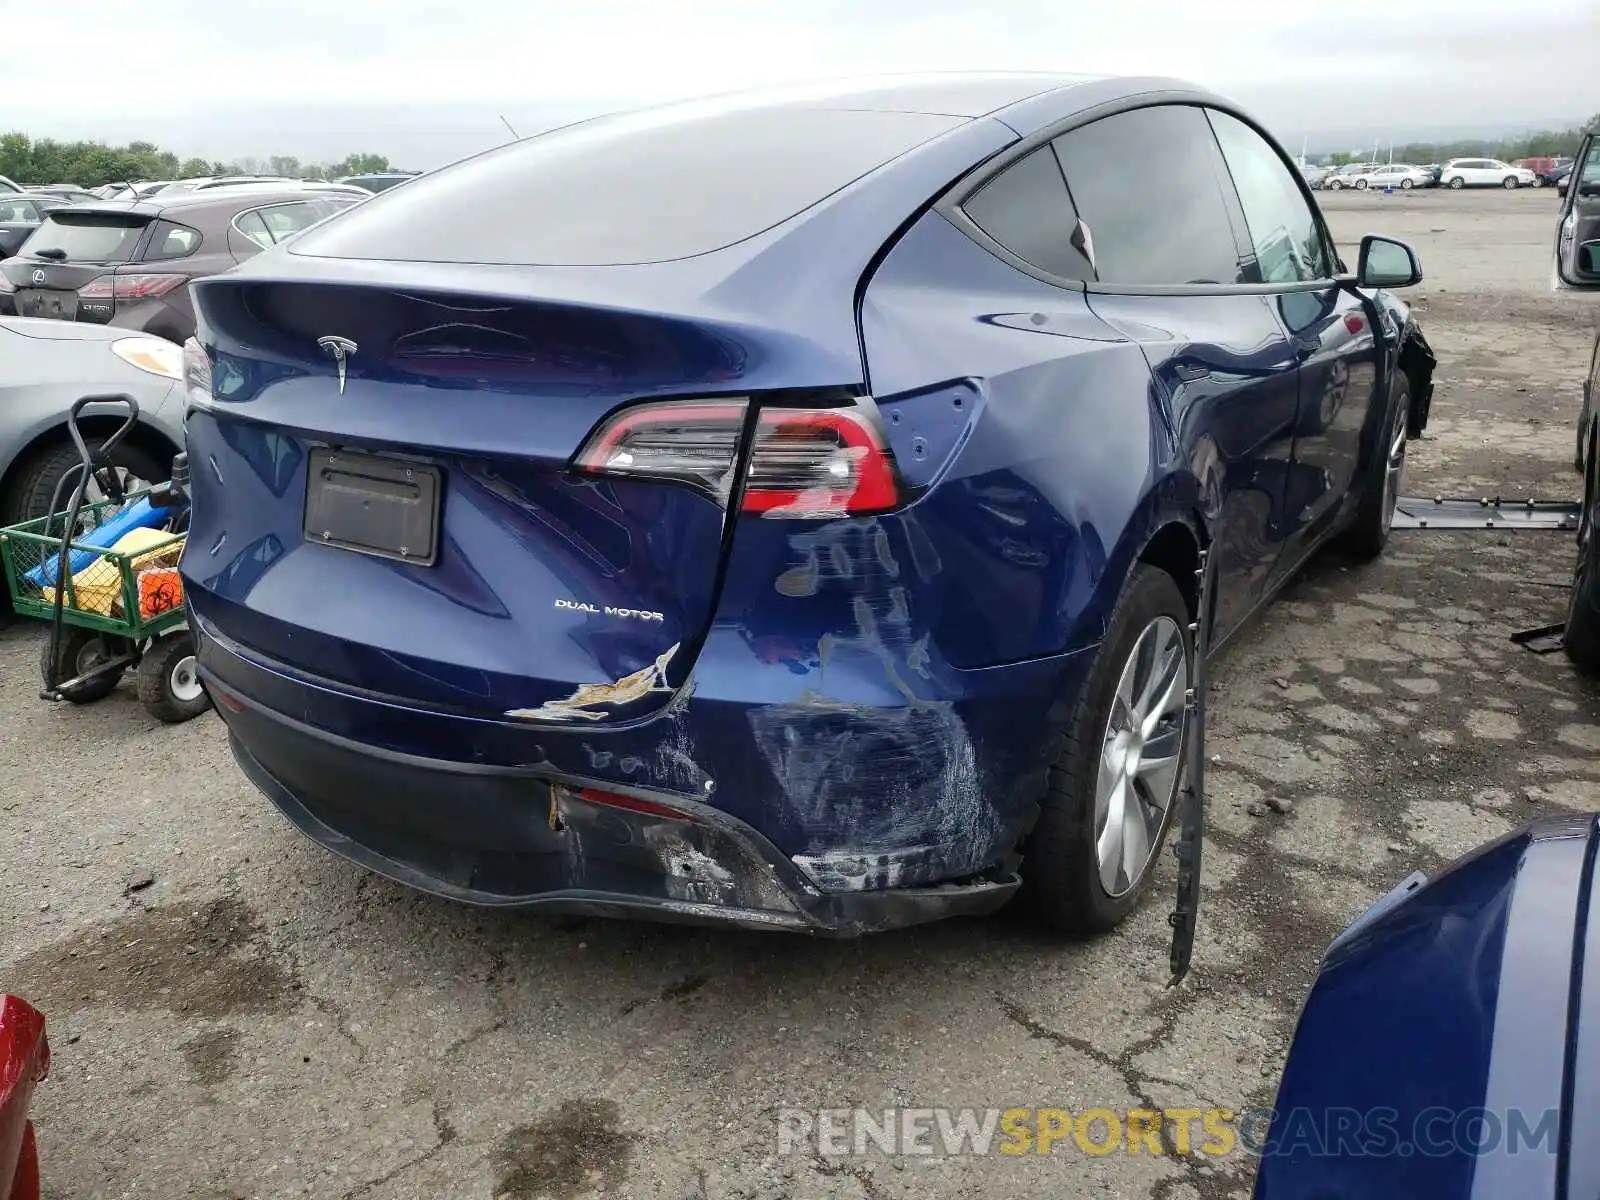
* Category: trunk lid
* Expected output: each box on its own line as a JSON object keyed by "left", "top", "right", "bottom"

{"left": 184, "top": 275, "right": 846, "bottom": 724}
{"left": 1, "top": 209, "right": 153, "bottom": 323}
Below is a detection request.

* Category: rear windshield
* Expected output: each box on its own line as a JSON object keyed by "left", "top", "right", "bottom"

{"left": 291, "top": 105, "right": 963, "bottom": 266}
{"left": 22, "top": 212, "right": 148, "bottom": 263}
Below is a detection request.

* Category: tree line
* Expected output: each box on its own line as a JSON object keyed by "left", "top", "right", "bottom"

{"left": 1321, "top": 114, "right": 1598, "bottom": 166}
{"left": 0, "top": 134, "right": 395, "bottom": 186}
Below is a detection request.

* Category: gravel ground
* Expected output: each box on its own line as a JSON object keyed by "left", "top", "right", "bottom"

{"left": 3, "top": 187, "right": 1599, "bottom": 1200}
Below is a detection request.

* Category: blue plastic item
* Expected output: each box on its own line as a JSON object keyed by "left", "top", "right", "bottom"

{"left": 24, "top": 497, "right": 172, "bottom": 587}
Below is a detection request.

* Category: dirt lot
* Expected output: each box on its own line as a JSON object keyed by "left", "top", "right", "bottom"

{"left": 3, "top": 187, "right": 1599, "bottom": 1200}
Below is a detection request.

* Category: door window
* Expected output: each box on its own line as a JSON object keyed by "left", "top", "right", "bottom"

{"left": 1051, "top": 105, "right": 1243, "bottom": 286}
{"left": 1207, "top": 109, "right": 1331, "bottom": 284}
{"left": 961, "top": 145, "right": 1094, "bottom": 280}
{"left": 0, "top": 199, "right": 38, "bottom": 223}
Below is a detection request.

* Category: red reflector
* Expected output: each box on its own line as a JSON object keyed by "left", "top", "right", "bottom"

{"left": 571, "top": 786, "right": 694, "bottom": 822}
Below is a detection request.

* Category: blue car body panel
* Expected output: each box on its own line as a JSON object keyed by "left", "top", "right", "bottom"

{"left": 180, "top": 73, "right": 1431, "bottom": 929}
{"left": 1257, "top": 815, "right": 1598, "bottom": 1200}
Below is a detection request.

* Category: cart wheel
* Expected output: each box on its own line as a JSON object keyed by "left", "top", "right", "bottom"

{"left": 137, "top": 632, "right": 211, "bottom": 724}
{"left": 40, "top": 628, "right": 128, "bottom": 704}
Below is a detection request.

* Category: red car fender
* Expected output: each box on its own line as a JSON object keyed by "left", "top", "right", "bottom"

{"left": 0, "top": 997, "right": 49, "bottom": 1200}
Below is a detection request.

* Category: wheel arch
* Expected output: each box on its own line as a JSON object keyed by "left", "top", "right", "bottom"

{"left": 0, "top": 414, "right": 181, "bottom": 502}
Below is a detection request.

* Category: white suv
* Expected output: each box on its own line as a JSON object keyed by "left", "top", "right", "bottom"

{"left": 1440, "top": 158, "right": 1538, "bottom": 189}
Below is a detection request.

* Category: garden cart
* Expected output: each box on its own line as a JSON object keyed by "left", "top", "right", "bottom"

{"left": 0, "top": 395, "right": 207, "bottom": 723}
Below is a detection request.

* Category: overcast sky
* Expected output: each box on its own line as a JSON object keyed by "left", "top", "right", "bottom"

{"left": 5, "top": 0, "right": 1596, "bottom": 166}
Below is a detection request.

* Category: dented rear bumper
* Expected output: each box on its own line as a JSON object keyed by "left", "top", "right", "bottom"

{"left": 196, "top": 612, "right": 1092, "bottom": 934}
{"left": 220, "top": 691, "right": 1017, "bottom": 935}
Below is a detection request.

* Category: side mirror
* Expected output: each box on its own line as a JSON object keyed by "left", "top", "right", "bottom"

{"left": 1357, "top": 235, "right": 1423, "bottom": 289}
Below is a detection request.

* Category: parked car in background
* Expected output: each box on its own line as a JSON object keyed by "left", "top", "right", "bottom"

{"left": 337, "top": 171, "right": 422, "bottom": 193}
{"left": 153, "top": 176, "right": 300, "bottom": 195}
{"left": 1440, "top": 157, "right": 1538, "bottom": 189}
{"left": 0, "top": 176, "right": 21, "bottom": 195}
{"left": 1345, "top": 164, "right": 1434, "bottom": 191}
{"left": 0, "top": 187, "right": 361, "bottom": 344}
{"left": 1322, "top": 163, "right": 1380, "bottom": 189}
{"left": 184, "top": 73, "right": 1435, "bottom": 938}
{"left": 1255, "top": 815, "right": 1599, "bottom": 1198}
{"left": 1516, "top": 156, "right": 1568, "bottom": 184}
{"left": 26, "top": 185, "right": 100, "bottom": 204}
{"left": 1298, "top": 163, "right": 1332, "bottom": 189}
{"left": 1554, "top": 162, "right": 1577, "bottom": 198}
{"left": 0, "top": 196, "right": 72, "bottom": 259}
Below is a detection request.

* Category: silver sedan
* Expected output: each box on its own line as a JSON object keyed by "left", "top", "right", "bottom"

{"left": 0, "top": 317, "right": 185, "bottom": 525}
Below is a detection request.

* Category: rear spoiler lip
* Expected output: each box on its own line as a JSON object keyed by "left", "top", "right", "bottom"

{"left": 1322, "top": 815, "right": 1598, "bottom": 963}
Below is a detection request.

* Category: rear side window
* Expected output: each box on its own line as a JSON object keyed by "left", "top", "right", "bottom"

{"left": 962, "top": 146, "right": 1094, "bottom": 281}
{"left": 1207, "top": 110, "right": 1330, "bottom": 284}
{"left": 0, "top": 199, "right": 38, "bottom": 222}
{"left": 234, "top": 200, "right": 352, "bottom": 250}
{"left": 22, "top": 213, "right": 148, "bottom": 263}
{"left": 142, "top": 220, "right": 202, "bottom": 262}
{"left": 290, "top": 106, "right": 964, "bottom": 266}
{"left": 1052, "top": 106, "right": 1243, "bottom": 286}
{"left": 233, "top": 211, "right": 274, "bottom": 250}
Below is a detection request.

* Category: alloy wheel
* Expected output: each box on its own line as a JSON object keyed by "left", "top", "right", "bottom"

{"left": 1093, "top": 616, "right": 1189, "bottom": 897}
{"left": 1381, "top": 397, "right": 1409, "bottom": 533}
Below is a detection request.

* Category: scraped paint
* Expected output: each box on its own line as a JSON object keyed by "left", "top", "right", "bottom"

{"left": 506, "top": 643, "right": 679, "bottom": 723}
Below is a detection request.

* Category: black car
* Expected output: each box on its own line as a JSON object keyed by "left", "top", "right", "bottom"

{"left": 0, "top": 195, "right": 71, "bottom": 259}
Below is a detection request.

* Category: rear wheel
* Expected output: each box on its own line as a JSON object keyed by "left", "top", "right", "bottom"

{"left": 0, "top": 438, "right": 167, "bottom": 527}
{"left": 1020, "top": 564, "right": 1192, "bottom": 936}
{"left": 40, "top": 627, "right": 130, "bottom": 703}
{"left": 1338, "top": 373, "right": 1410, "bottom": 560}
{"left": 1355, "top": 178, "right": 1368, "bottom": 190}
{"left": 1532, "top": 175, "right": 1545, "bottom": 188}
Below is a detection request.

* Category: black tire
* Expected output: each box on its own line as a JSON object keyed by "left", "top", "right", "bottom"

{"left": 1338, "top": 372, "right": 1411, "bottom": 560}
{"left": 1020, "top": 563, "right": 1193, "bottom": 936}
{"left": 1503, "top": 176, "right": 1519, "bottom": 189}
{"left": 0, "top": 438, "right": 168, "bottom": 527}
{"left": 40, "top": 627, "right": 129, "bottom": 703}
{"left": 1355, "top": 178, "right": 1368, "bottom": 190}
{"left": 1566, "top": 429, "right": 1600, "bottom": 674}
{"left": 1400, "top": 178, "right": 1414, "bottom": 190}
{"left": 1328, "top": 179, "right": 1343, "bottom": 190}
{"left": 136, "top": 631, "right": 211, "bottom": 723}
{"left": 1448, "top": 176, "right": 1465, "bottom": 189}
{"left": 1532, "top": 175, "right": 1545, "bottom": 188}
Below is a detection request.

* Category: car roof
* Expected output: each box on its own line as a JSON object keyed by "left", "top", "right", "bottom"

{"left": 52, "top": 187, "right": 355, "bottom": 219}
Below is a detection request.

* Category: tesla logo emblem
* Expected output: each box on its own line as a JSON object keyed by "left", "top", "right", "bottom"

{"left": 31, "top": 269, "right": 45, "bottom": 285}
{"left": 317, "top": 336, "right": 358, "bottom": 395}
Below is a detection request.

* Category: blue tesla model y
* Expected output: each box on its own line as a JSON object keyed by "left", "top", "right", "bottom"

{"left": 180, "top": 73, "right": 1436, "bottom": 935}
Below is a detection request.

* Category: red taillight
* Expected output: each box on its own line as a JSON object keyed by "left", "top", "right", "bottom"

{"left": 78, "top": 273, "right": 187, "bottom": 301}
{"left": 574, "top": 399, "right": 903, "bottom": 517}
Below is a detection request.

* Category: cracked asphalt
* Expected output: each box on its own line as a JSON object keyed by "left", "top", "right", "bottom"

{"left": 4, "top": 188, "right": 1599, "bottom": 1200}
